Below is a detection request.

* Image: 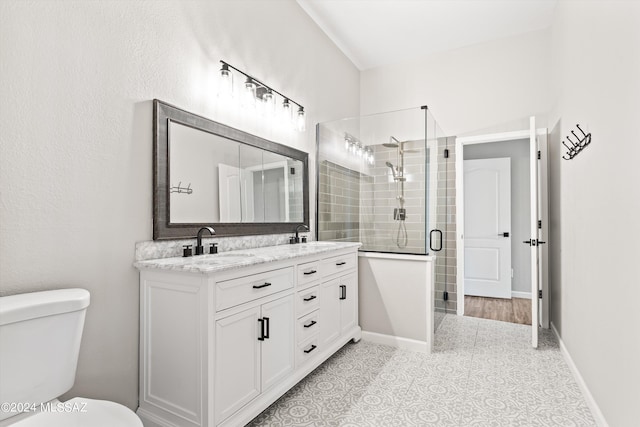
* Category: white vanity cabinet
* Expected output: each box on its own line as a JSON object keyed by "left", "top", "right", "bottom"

{"left": 214, "top": 294, "right": 294, "bottom": 425}
{"left": 135, "top": 242, "right": 361, "bottom": 427}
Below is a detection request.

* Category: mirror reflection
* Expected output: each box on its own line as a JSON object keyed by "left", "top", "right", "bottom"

{"left": 168, "top": 120, "right": 304, "bottom": 225}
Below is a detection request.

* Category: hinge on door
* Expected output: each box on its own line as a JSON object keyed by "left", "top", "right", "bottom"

{"left": 538, "top": 220, "right": 542, "bottom": 229}
{"left": 538, "top": 290, "right": 542, "bottom": 299}
{"left": 444, "top": 149, "right": 449, "bottom": 159}
{"left": 537, "top": 150, "right": 541, "bottom": 160}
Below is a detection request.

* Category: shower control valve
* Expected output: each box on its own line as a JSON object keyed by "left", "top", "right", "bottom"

{"left": 393, "top": 208, "right": 406, "bottom": 221}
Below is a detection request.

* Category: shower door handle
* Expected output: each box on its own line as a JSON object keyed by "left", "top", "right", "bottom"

{"left": 429, "top": 229, "right": 443, "bottom": 252}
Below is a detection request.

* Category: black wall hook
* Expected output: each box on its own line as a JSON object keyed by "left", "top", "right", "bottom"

{"left": 562, "top": 124, "right": 591, "bottom": 160}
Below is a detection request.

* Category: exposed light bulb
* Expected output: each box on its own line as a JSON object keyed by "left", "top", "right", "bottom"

{"left": 296, "top": 106, "right": 306, "bottom": 132}
{"left": 281, "top": 98, "right": 293, "bottom": 126}
{"left": 243, "top": 77, "right": 256, "bottom": 108}
{"left": 218, "top": 63, "right": 233, "bottom": 101}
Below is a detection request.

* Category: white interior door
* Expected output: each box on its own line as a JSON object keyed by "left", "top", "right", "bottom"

{"left": 529, "top": 117, "right": 540, "bottom": 348}
{"left": 464, "top": 158, "right": 512, "bottom": 298}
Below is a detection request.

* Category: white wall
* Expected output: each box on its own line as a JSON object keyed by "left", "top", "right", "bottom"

{"left": 0, "top": 0, "right": 359, "bottom": 409}
{"left": 464, "top": 139, "right": 531, "bottom": 295}
{"left": 360, "top": 29, "right": 552, "bottom": 137}
{"left": 548, "top": 2, "right": 640, "bottom": 425}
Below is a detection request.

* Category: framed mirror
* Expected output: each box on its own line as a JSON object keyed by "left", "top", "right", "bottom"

{"left": 153, "top": 99, "right": 309, "bottom": 240}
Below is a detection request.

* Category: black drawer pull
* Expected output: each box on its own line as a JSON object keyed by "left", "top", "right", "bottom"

{"left": 303, "top": 320, "right": 317, "bottom": 328}
{"left": 303, "top": 295, "right": 317, "bottom": 302}
{"left": 339, "top": 284, "right": 346, "bottom": 300}
{"left": 336, "top": 261, "right": 347, "bottom": 266}
{"left": 303, "top": 270, "right": 317, "bottom": 275}
{"left": 263, "top": 317, "right": 270, "bottom": 339}
{"left": 304, "top": 344, "right": 317, "bottom": 354}
{"left": 253, "top": 282, "right": 272, "bottom": 289}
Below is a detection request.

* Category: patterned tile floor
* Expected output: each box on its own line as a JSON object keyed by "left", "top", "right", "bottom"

{"left": 248, "top": 314, "right": 596, "bottom": 426}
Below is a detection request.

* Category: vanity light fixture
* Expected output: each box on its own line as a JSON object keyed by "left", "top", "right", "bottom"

{"left": 344, "top": 133, "right": 374, "bottom": 165}
{"left": 219, "top": 60, "right": 306, "bottom": 132}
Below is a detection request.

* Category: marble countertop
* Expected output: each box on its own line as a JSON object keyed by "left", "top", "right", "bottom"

{"left": 134, "top": 241, "right": 362, "bottom": 274}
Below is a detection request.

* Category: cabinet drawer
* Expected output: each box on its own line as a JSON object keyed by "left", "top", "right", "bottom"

{"left": 296, "top": 285, "right": 319, "bottom": 318}
{"left": 296, "top": 335, "right": 320, "bottom": 367}
{"left": 216, "top": 267, "right": 294, "bottom": 311}
{"left": 322, "top": 252, "right": 357, "bottom": 277}
{"left": 296, "top": 310, "right": 319, "bottom": 344}
{"left": 297, "top": 260, "right": 322, "bottom": 286}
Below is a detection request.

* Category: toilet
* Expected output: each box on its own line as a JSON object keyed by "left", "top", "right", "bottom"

{"left": 0, "top": 289, "right": 142, "bottom": 426}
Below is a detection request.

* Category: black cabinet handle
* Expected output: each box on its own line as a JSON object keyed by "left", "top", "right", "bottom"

{"left": 537, "top": 241, "right": 547, "bottom": 245}
{"left": 303, "top": 320, "right": 317, "bottom": 328}
{"left": 499, "top": 232, "right": 510, "bottom": 237}
{"left": 336, "top": 261, "right": 347, "bottom": 266}
{"left": 339, "top": 284, "right": 346, "bottom": 300}
{"left": 253, "top": 282, "right": 272, "bottom": 289}
{"left": 304, "top": 344, "right": 317, "bottom": 354}
{"left": 257, "top": 318, "right": 265, "bottom": 341}
{"left": 303, "top": 295, "right": 317, "bottom": 302}
{"left": 263, "top": 317, "right": 270, "bottom": 339}
{"left": 429, "top": 229, "right": 443, "bottom": 252}
{"left": 303, "top": 270, "right": 317, "bottom": 275}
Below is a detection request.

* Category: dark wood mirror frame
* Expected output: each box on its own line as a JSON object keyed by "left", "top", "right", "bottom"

{"left": 153, "top": 99, "right": 309, "bottom": 240}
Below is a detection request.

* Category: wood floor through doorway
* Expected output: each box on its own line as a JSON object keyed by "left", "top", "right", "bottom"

{"left": 464, "top": 295, "right": 532, "bottom": 325}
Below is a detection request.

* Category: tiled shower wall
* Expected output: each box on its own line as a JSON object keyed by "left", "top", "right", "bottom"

{"left": 318, "top": 161, "right": 360, "bottom": 242}
{"left": 360, "top": 144, "right": 427, "bottom": 254}
{"left": 434, "top": 137, "right": 458, "bottom": 314}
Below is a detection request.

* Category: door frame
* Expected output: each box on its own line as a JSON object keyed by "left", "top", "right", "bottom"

{"left": 455, "top": 128, "right": 549, "bottom": 328}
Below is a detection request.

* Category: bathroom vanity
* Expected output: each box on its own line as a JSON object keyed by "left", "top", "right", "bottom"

{"left": 134, "top": 242, "right": 361, "bottom": 427}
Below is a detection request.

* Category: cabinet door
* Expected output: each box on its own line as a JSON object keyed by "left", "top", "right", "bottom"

{"left": 340, "top": 273, "right": 358, "bottom": 335}
{"left": 215, "top": 306, "right": 261, "bottom": 425}
{"left": 261, "top": 295, "right": 295, "bottom": 391}
{"left": 319, "top": 278, "right": 341, "bottom": 348}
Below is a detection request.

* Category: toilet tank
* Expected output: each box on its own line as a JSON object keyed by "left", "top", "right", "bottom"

{"left": 0, "top": 289, "right": 90, "bottom": 421}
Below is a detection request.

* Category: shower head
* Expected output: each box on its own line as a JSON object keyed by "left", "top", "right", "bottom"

{"left": 382, "top": 136, "right": 401, "bottom": 148}
{"left": 385, "top": 161, "right": 397, "bottom": 179}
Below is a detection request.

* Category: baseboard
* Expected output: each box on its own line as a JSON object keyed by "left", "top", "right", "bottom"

{"left": 361, "top": 330, "right": 428, "bottom": 353}
{"left": 511, "top": 291, "right": 531, "bottom": 299}
{"left": 550, "top": 322, "right": 609, "bottom": 427}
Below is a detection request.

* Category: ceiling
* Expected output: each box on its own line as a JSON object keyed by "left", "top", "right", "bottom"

{"left": 297, "top": 0, "right": 557, "bottom": 70}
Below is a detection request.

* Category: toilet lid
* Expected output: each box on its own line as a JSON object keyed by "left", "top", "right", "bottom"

{"left": 10, "top": 398, "right": 142, "bottom": 427}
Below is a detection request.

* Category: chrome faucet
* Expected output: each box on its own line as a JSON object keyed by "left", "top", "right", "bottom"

{"left": 195, "top": 227, "right": 216, "bottom": 255}
{"left": 294, "top": 224, "right": 309, "bottom": 244}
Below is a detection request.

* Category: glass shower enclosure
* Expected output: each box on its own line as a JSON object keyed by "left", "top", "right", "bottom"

{"left": 316, "top": 107, "right": 451, "bottom": 331}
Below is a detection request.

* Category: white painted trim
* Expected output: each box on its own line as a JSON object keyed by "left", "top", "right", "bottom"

{"left": 455, "top": 138, "right": 465, "bottom": 316}
{"left": 456, "top": 127, "right": 549, "bottom": 321}
{"left": 357, "top": 251, "right": 435, "bottom": 262}
{"left": 511, "top": 291, "right": 531, "bottom": 299}
{"left": 361, "top": 330, "right": 429, "bottom": 353}
{"left": 457, "top": 129, "right": 548, "bottom": 145}
{"left": 550, "top": 323, "right": 609, "bottom": 427}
